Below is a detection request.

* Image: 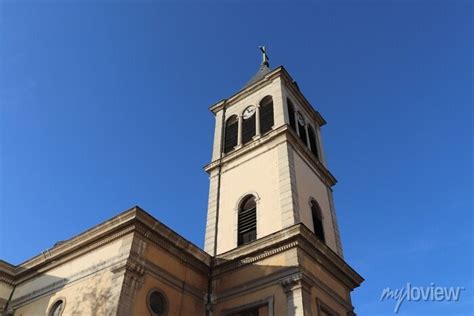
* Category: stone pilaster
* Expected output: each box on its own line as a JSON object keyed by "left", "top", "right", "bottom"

{"left": 113, "top": 260, "right": 145, "bottom": 316}
{"left": 204, "top": 170, "right": 220, "bottom": 254}
{"left": 281, "top": 274, "right": 313, "bottom": 316}
{"left": 278, "top": 143, "right": 300, "bottom": 228}
{"left": 211, "top": 110, "right": 224, "bottom": 161}
{"left": 275, "top": 77, "right": 288, "bottom": 127}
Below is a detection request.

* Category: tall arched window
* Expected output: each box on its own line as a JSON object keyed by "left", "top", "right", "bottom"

{"left": 242, "top": 106, "right": 256, "bottom": 144}
{"left": 224, "top": 115, "right": 238, "bottom": 153}
{"left": 238, "top": 195, "right": 257, "bottom": 246}
{"left": 287, "top": 98, "right": 296, "bottom": 131}
{"left": 311, "top": 200, "right": 325, "bottom": 242}
{"left": 307, "top": 125, "right": 319, "bottom": 160}
{"left": 259, "top": 96, "right": 274, "bottom": 135}
{"left": 296, "top": 111, "right": 308, "bottom": 146}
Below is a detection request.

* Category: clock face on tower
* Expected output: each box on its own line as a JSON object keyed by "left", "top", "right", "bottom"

{"left": 296, "top": 111, "right": 305, "bottom": 125}
{"left": 242, "top": 106, "right": 256, "bottom": 120}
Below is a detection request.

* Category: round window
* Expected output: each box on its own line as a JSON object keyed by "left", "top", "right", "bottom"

{"left": 148, "top": 290, "right": 167, "bottom": 316}
{"left": 49, "top": 299, "right": 64, "bottom": 316}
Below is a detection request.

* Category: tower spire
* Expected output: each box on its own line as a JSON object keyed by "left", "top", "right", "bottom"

{"left": 243, "top": 46, "right": 271, "bottom": 88}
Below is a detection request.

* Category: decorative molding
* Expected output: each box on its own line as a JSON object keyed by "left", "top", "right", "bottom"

{"left": 0, "top": 273, "right": 15, "bottom": 286}
{"left": 204, "top": 125, "right": 337, "bottom": 189}
{"left": 214, "top": 223, "right": 362, "bottom": 289}
{"left": 239, "top": 241, "right": 297, "bottom": 266}
{"left": 280, "top": 273, "right": 304, "bottom": 293}
{"left": 216, "top": 268, "right": 299, "bottom": 303}
{"left": 214, "top": 236, "right": 300, "bottom": 275}
{"left": 204, "top": 125, "right": 288, "bottom": 173}
{"left": 112, "top": 260, "right": 145, "bottom": 280}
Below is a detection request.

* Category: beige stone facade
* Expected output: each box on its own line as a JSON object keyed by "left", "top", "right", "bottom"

{"left": 0, "top": 64, "right": 363, "bottom": 315}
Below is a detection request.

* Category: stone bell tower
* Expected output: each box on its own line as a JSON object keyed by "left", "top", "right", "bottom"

{"left": 204, "top": 48, "right": 343, "bottom": 257}
{"left": 202, "top": 49, "right": 362, "bottom": 316}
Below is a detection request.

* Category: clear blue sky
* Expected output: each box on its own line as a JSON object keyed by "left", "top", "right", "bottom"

{"left": 1, "top": 1, "right": 472, "bottom": 315}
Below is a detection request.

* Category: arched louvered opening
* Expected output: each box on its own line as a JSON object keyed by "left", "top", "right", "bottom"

{"left": 307, "top": 125, "right": 320, "bottom": 160}
{"left": 296, "top": 111, "right": 308, "bottom": 146}
{"left": 287, "top": 98, "right": 296, "bottom": 131}
{"left": 242, "top": 106, "right": 256, "bottom": 144}
{"left": 238, "top": 195, "right": 257, "bottom": 246}
{"left": 311, "top": 200, "right": 325, "bottom": 242}
{"left": 259, "top": 96, "right": 274, "bottom": 135}
{"left": 224, "top": 115, "right": 238, "bottom": 153}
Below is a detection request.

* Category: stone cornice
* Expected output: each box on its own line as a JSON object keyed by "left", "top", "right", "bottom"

{"left": 213, "top": 223, "right": 363, "bottom": 290}
{"left": 15, "top": 222, "right": 136, "bottom": 284}
{"left": 203, "top": 125, "right": 337, "bottom": 187}
{"left": 298, "top": 224, "right": 363, "bottom": 289}
{"left": 133, "top": 220, "right": 211, "bottom": 275}
{"left": 279, "top": 67, "right": 326, "bottom": 127}
{"left": 0, "top": 261, "right": 16, "bottom": 285}
{"left": 18, "top": 207, "right": 139, "bottom": 270}
{"left": 1, "top": 207, "right": 361, "bottom": 297}
{"left": 217, "top": 267, "right": 299, "bottom": 303}
{"left": 11, "top": 254, "right": 129, "bottom": 308}
{"left": 133, "top": 210, "right": 211, "bottom": 266}
{"left": 204, "top": 124, "right": 287, "bottom": 173}
{"left": 209, "top": 67, "right": 285, "bottom": 114}
{"left": 2, "top": 206, "right": 211, "bottom": 285}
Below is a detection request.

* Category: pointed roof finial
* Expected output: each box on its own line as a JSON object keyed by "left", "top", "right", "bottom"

{"left": 259, "top": 46, "right": 270, "bottom": 67}
{"left": 243, "top": 46, "right": 272, "bottom": 88}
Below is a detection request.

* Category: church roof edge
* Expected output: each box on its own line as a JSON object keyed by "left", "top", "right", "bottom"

{"left": 3, "top": 205, "right": 211, "bottom": 279}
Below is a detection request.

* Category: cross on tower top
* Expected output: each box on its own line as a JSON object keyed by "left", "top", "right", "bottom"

{"left": 259, "top": 46, "right": 270, "bottom": 67}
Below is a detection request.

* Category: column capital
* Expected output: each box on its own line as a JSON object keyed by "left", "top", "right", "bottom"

{"left": 281, "top": 273, "right": 311, "bottom": 293}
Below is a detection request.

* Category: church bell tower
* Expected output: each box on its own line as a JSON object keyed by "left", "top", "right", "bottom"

{"left": 203, "top": 48, "right": 363, "bottom": 316}
{"left": 204, "top": 49, "right": 343, "bottom": 257}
